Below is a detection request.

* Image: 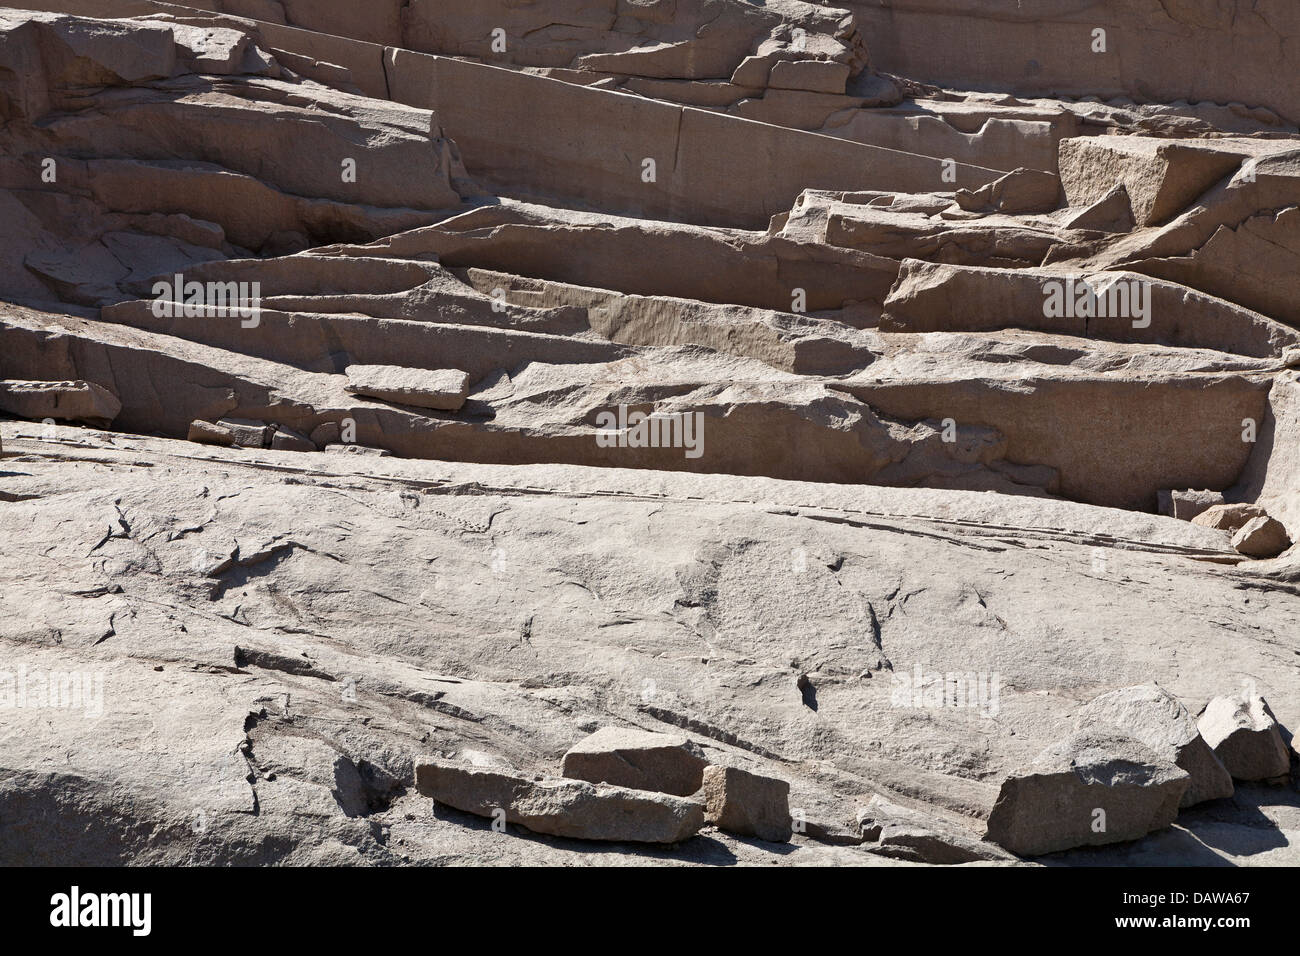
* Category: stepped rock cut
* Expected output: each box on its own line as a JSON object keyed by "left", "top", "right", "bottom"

{"left": 414, "top": 760, "right": 705, "bottom": 843}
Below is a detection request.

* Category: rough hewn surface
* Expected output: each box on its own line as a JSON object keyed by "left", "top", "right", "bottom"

{"left": 1, "top": 3, "right": 1298, "bottom": 867}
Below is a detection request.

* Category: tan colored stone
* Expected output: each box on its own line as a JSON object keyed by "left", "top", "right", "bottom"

{"left": 560, "top": 727, "right": 708, "bottom": 797}
{"left": 700, "top": 765, "right": 792, "bottom": 842}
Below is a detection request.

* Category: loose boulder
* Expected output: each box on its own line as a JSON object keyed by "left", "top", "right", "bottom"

{"left": 955, "top": 167, "right": 1060, "bottom": 215}
{"left": 699, "top": 764, "right": 792, "bottom": 842}
{"left": 1197, "top": 693, "right": 1292, "bottom": 782}
{"left": 0, "top": 380, "right": 121, "bottom": 426}
{"left": 1158, "top": 488, "right": 1225, "bottom": 521}
{"left": 1230, "top": 516, "right": 1292, "bottom": 559}
{"left": 216, "top": 418, "right": 272, "bottom": 448}
{"left": 984, "top": 730, "right": 1189, "bottom": 856}
{"left": 414, "top": 760, "right": 705, "bottom": 843}
{"left": 560, "top": 727, "right": 708, "bottom": 796}
{"left": 1075, "top": 684, "right": 1233, "bottom": 807}
{"left": 187, "top": 419, "right": 235, "bottom": 446}
{"left": 1192, "top": 503, "right": 1266, "bottom": 534}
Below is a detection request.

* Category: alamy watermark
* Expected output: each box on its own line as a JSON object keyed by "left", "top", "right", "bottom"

{"left": 1042, "top": 276, "right": 1150, "bottom": 328}
{"left": 0, "top": 665, "right": 104, "bottom": 718}
{"left": 595, "top": 404, "right": 704, "bottom": 459}
{"left": 151, "top": 274, "right": 261, "bottom": 328}
{"left": 890, "top": 663, "right": 1001, "bottom": 718}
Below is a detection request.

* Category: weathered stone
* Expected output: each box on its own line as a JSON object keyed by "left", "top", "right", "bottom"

{"left": 1061, "top": 183, "right": 1135, "bottom": 233}
{"left": 560, "top": 727, "right": 708, "bottom": 797}
{"left": 1231, "top": 515, "right": 1292, "bottom": 559}
{"left": 767, "top": 59, "right": 850, "bottom": 95}
{"left": 309, "top": 422, "right": 341, "bottom": 448}
{"left": 1059, "top": 136, "right": 1244, "bottom": 226}
{"left": 955, "top": 167, "right": 1060, "bottom": 215}
{"left": 1197, "top": 694, "right": 1292, "bottom": 781}
{"left": 216, "top": 418, "right": 272, "bottom": 449}
{"left": 0, "top": 380, "right": 120, "bottom": 425}
{"left": 323, "top": 443, "right": 391, "bottom": 457}
{"left": 2, "top": 0, "right": 1300, "bottom": 871}
{"left": 858, "top": 795, "right": 1014, "bottom": 863}
{"left": 344, "top": 365, "right": 471, "bottom": 412}
{"left": 1076, "top": 684, "right": 1233, "bottom": 807}
{"left": 187, "top": 419, "right": 235, "bottom": 446}
{"left": 700, "top": 765, "right": 792, "bottom": 843}
{"left": 984, "top": 730, "right": 1189, "bottom": 856}
{"left": 270, "top": 425, "right": 316, "bottom": 452}
{"left": 414, "top": 760, "right": 705, "bottom": 843}
{"left": 1166, "top": 489, "right": 1226, "bottom": 522}
{"left": 1191, "top": 503, "right": 1266, "bottom": 534}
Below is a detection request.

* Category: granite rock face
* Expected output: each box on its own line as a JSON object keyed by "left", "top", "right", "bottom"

{"left": 0, "top": 3, "right": 1298, "bottom": 867}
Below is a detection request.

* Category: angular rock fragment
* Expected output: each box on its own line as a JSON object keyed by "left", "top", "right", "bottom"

{"left": 700, "top": 765, "right": 792, "bottom": 843}
{"left": 414, "top": 760, "right": 705, "bottom": 844}
{"left": 310, "top": 422, "right": 341, "bottom": 448}
{"left": 955, "top": 167, "right": 1060, "bottom": 215}
{"left": 1159, "top": 489, "right": 1225, "bottom": 522}
{"left": 216, "top": 418, "right": 272, "bottom": 449}
{"left": 270, "top": 426, "right": 316, "bottom": 452}
{"left": 984, "top": 730, "right": 1189, "bottom": 856}
{"left": 1075, "top": 684, "right": 1233, "bottom": 807}
{"left": 1197, "top": 694, "right": 1292, "bottom": 781}
{"left": 858, "top": 795, "right": 1013, "bottom": 863}
{"left": 767, "top": 58, "right": 850, "bottom": 95}
{"left": 560, "top": 727, "right": 709, "bottom": 797}
{"left": 1230, "top": 516, "right": 1292, "bottom": 559}
{"left": 1191, "top": 503, "right": 1266, "bottom": 534}
{"left": 1059, "top": 136, "right": 1244, "bottom": 226}
{"left": 187, "top": 420, "right": 235, "bottom": 446}
{"left": 344, "top": 365, "right": 471, "bottom": 412}
{"left": 0, "top": 380, "right": 121, "bottom": 426}
{"left": 1061, "top": 183, "right": 1135, "bottom": 233}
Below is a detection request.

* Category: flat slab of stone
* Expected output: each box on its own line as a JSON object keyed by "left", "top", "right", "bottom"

{"left": 984, "top": 730, "right": 1189, "bottom": 856}
{"left": 0, "top": 380, "right": 121, "bottom": 424}
{"left": 1197, "top": 694, "right": 1291, "bottom": 781}
{"left": 187, "top": 419, "right": 234, "bottom": 446}
{"left": 700, "top": 764, "right": 792, "bottom": 843}
{"left": 560, "top": 727, "right": 708, "bottom": 797}
{"left": 414, "top": 760, "right": 705, "bottom": 843}
{"left": 767, "top": 58, "right": 850, "bottom": 95}
{"left": 858, "top": 795, "right": 1014, "bottom": 863}
{"left": 1076, "top": 684, "right": 1233, "bottom": 807}
{"left": 345, "top": 364, "right": 470, "bottom": 411}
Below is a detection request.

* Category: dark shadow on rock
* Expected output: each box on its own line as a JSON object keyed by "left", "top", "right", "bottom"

{"left": 429, "top": 802, "right": 741, "bottom": 864}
